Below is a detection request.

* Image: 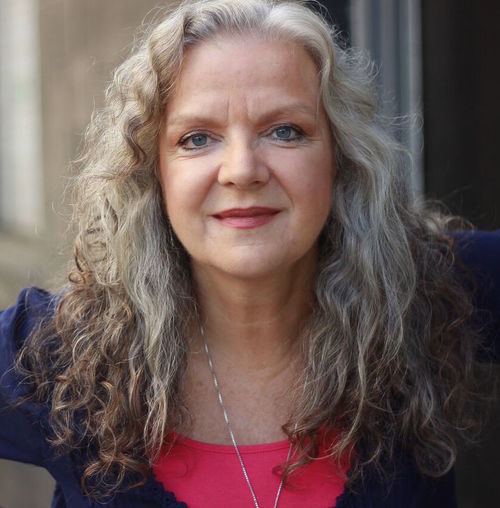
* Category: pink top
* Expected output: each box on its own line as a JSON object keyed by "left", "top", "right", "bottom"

{"left": 153, "top": 434, "right": 349, "bottom": 507}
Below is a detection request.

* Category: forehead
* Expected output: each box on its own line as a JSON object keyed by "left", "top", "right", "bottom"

{"left": 167, "top": 35, "right": 322, "bottom": 115}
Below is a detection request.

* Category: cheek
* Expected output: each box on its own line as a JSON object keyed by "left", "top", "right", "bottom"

{"left": 158, "top": 165, "right": 186, "bottom": 227}
{"left": 311, "top": 146, "right": 335, "bottom": 210}
{"left": 285, "top": 152, "right": 334, "bottom": 217}
{"left": 305, "top": 176, "right": 333, "bottom": 224}
{"left": 159, "top": 148, "right": 221, "bottom": 210}
{"left": 305, "top": 180, "right": 333, "bottom": 234}
{"left": 160, "top": 165, "right": 203, "bottom": 218}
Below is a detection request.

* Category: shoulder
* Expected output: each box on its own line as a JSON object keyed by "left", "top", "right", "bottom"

{"left": 450, "top": 230, "right": 500, "bottom": 360}
{"left": 451, "top": 229, "right": 500, "bottom": 274}
{"left": 0, "top": 288, "right": 61, "bottom": 467}
{"left": 1, "top": 287, "right": 58, "bottom": 338}
{"left": 0, "top": 287, "right": 59, "bottom": 401}
{"left": 450, "top": 229, "right": 500, "bottom": 307}
{"left": 0, "top": 286, "right": 59, "bottom": 357}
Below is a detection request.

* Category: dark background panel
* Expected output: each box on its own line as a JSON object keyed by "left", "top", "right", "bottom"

{"left": 422, "top": 0, "right": 500, "bottom": 229}
{"left": 316, "top": 0, "right": 351, "bottom": 42}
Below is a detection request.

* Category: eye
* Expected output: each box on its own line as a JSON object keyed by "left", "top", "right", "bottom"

{"left": 178, "top": 132, "right": 214, "bottom": 150}
{"left": 270, "top": 125, "right": 304, "bottom": 143}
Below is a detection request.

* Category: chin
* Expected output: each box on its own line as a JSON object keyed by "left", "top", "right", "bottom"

{"left": 193, "top": 247, "right": 285, "bottom": 279}
{"left": 218, "top": 249, "right": 316, "bottom": 281}
{"left": 217, "top": 258, "right": 286, "bottom": 280}
{"left": 191, "top": 243, "right": 317, "bottom": 281}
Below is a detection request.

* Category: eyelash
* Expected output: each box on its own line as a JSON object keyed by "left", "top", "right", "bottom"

{"left": 177, "top": 124, "right": 305, "bottom": 151}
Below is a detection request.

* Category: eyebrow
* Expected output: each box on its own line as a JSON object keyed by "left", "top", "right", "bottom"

{"left": 166, "top": 102, "right": 319, "bottom": 129}
{"left": 258, "top": 103, "right": 319, "bottom": 123}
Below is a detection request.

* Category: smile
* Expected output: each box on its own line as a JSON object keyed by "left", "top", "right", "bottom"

{"left": 212, "top": 207, "right": 280, "bottom": 229}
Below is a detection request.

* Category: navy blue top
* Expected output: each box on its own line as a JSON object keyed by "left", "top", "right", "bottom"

{"left": 1, "top": 231, "right": 499, "bottom": 507}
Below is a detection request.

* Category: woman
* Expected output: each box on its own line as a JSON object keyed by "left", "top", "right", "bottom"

{"left": 1, "top": 1, "right": 499, "bottom": 507}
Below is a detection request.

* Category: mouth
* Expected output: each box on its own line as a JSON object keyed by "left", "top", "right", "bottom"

{"left": 212, "top": 207, "right": 280, "bottom": 229}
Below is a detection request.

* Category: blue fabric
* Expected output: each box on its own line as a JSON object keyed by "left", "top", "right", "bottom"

{"left": 451, "top": 230, "right": 500, "bottom": 361}
{"left": 1, "top": 230, "right": 499, "bottom": 507}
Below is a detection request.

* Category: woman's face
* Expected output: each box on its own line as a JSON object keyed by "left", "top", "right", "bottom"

{"left": 158, "top": 35, "right": 335, "bottom": 280}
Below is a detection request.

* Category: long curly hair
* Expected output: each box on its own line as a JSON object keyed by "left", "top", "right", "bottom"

{"left": 16, "top": 0, "right": 489, "bottom": 500}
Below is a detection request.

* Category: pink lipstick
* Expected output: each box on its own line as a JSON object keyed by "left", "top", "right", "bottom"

{"left": 212, "top": 207, "right": 280, "bottom": 229}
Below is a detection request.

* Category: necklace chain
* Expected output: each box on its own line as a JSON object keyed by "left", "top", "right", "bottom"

{"left": 200, "top": 324, "right": 293, "bottom": 508}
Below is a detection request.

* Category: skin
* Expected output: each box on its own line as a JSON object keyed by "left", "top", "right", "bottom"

{"left": 158, "top": 35, "right": 335, "bottom": 444}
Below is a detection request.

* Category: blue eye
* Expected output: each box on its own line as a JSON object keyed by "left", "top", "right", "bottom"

{"left": 191, "top": 134, "right": 208, "bottom": 146}
{"left": 271, "top": 125, "right": 303, "bottom": 142}
{"left": 178, "top": 132, "right": 212, "bottom": 150}
{"left": 275, "top": 126, "right": 293, "bottom": 139}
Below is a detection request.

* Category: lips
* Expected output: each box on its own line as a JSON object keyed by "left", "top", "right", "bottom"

{"left": 212, "top": 207, "right": 280, "bottom": 229}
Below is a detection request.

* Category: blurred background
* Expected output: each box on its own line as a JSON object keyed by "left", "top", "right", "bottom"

{"left": 0, "top": 0, "right": 498, "bottom": 506}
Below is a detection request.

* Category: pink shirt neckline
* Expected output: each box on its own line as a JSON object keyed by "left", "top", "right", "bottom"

{"left": 153, "top": 431, "right": 349, "bottom": 507}
{"left": 169, "top": 431, "right": 292, "bottom": 454}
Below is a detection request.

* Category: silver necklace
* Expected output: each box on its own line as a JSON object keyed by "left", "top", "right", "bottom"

{"left": 200, "top": 324, "right": 294, "bottom": 508}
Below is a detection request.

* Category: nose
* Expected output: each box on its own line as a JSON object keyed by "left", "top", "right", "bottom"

{"left": 217, "top": 136, "right": 270, "bottom": 188}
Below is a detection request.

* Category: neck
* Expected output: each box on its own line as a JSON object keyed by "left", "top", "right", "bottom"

{"left": 191, "top": 256, "right": 316, "bottom": 375}
{"left": 181, "top": 255, "right": 317, "bottom": 444}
